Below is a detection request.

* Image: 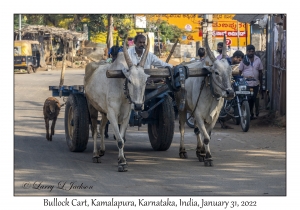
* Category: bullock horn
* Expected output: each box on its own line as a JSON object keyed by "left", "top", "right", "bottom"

{"left": 205, "top": 32, "right": 216, "bottom": 63}
{"left": 139, "top": 35, "right": 150, "bottom": 68}
{"left": 222, "top": 33, "right": 227, "bottom": 59}
{"left": 123, "top": 36, "right": 133, "bottom": 68}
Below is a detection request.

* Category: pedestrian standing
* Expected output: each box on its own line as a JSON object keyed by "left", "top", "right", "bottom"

{"left": 215, "top": 42, "right": 229, "bottom": 60}
{"left": 197, "top": 47, "right": 206, "bottom": 62}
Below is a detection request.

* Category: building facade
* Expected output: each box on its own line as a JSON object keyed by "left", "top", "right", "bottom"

{"left": 150, "top": 14, "right": 250, "bottom": 51}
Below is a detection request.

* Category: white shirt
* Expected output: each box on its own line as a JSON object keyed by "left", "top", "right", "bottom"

{"left": 127, "top": 47, "right": 173, "bottom": 69}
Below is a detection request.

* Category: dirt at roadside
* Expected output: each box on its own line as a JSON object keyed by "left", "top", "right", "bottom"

{"left": 252, "top": 110, "right": 286, "bottom": 128}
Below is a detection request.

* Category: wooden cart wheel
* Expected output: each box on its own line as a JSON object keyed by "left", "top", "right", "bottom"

{"left": 64, "top": 93, "right": 90, "bottom": 152}
{"left": 148, "top": 95, "right": 175, "bottom": 151}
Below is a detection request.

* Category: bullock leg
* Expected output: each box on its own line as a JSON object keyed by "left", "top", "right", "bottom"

{"left": 97, "top": 124, "right": 101, "bottom": 138}
{"left": 105, "top": 123, "right": 109, "bottom": 138}
{"left": 45, "top": 118, "right": 50, "bottom": 141}
{"left": 194, "top": 113, "right": 213, "bottom": 166}
{"left": 50, "top": 117, "right": 57, "bottom": 141}
{"left": 202, "top": 115, "right": 219, "bottom": 166}
{"left": 107, "top": 110, "right": 127, "bottom": 172}
{"left": 98, "top": 113, "right": 108, "bottom": 157}
{"left": 178, "top": 110, "right": 188, "bottom": 158}
{"left": 88, "top": 103, "right": 101, "bottom": 163}
{"left": 195, "top": 121, "right": 206, "bottom": 162}
{"left": 113, "top": 124, "right": 125, "bottom": 142}
{"left": 119, "top": 121, "right": 128, "bottom": 160}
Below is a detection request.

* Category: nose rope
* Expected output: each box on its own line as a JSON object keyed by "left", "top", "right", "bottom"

{"left": 123, "top": 78, "right": 133, "bottom": 104}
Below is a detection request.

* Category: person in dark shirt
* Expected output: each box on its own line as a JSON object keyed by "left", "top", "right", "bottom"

{"left": 197, "top": 47, "right": 206, "bottom": 61}
{"left": 226, "top": 50, "right": 244, "bottom": 65}
{"left": 108, "top": 45, "right": 123, "bottom": 62}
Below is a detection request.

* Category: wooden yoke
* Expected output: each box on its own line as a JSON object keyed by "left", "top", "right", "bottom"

{"left": 106, "top": 68, "right": 210, "bottom": 78}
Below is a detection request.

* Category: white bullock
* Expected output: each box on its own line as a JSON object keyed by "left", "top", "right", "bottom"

{"left": 175, "top": 35, "right": 234, "bottom": 166}
{"left": 84, "top": 38, "right": 150, "bottom": 172}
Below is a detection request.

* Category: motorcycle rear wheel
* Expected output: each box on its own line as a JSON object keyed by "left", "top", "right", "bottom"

{"left": 186, "top": 111, "right": 195, "bottom": 128}
{"left": 240, "top": 101, "right": 250, "bottom": 132}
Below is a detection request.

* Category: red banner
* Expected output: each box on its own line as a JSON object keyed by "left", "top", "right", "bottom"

{"left": 212, "top": 31, "right": 247, "bottom": 37}
{"left": 198, "top": 31, "right": 246, "bottom": 37}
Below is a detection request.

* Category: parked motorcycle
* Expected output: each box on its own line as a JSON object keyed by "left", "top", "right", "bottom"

{"left": 218, "top": 75, "right": 253, "bottom": 132}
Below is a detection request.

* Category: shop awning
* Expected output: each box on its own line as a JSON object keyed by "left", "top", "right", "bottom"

{"left": 233, "top": 14, "right": 265, "bottom": 23}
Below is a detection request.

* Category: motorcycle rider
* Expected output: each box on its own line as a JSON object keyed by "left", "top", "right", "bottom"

{"left": 218, "top": 50, "right": 245, "bottom": 129}
{"left": 227, "top": 50, "right": 245, "bottom": 65}
{"left": 239, "top": 45, "right": 263, "bottom": 120}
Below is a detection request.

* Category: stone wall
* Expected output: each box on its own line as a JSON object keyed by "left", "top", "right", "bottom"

{"left": 166, "top": 42, "right": 196, "bottom": 58}
{"left": 252, "top": 33, "right": 266, "bottom": 51}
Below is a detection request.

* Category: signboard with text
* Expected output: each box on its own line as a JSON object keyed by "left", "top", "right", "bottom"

{"left": 150, "top": 14, "right": 250, "bottom": 46}
{"left": 226, "top": 39, "right": 232, "bottom": 45}
{"left": 212, "top": 31, "right": 247, "bottom": 37}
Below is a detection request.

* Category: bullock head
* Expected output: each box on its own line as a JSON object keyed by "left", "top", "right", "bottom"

{"left": 122, "top": 35, "right": 150, "bottom": 111}
{"left": 204, "top": 33, "right": 234, "bottom": 99}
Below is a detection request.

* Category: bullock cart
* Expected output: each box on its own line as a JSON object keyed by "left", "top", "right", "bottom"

{"left": 49, "top": 65, "right": 210, "bottom": 153}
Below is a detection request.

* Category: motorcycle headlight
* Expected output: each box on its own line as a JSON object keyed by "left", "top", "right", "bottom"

{"left": 238, "top": 85, "right": 247, "bottom": 91}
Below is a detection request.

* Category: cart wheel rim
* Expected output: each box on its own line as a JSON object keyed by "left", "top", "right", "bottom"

{"left": 68, "top": 106, "right": 74, "bottom": 139}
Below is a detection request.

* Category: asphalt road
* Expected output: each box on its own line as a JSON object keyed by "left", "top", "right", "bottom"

{"left": 14, "top": 68, "right": 286, "bottom": 197}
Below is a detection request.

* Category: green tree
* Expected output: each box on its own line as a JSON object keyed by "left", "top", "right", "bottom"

{"left": 14, "top": 14, "right": 27, "bottom": 31}
{"left": 146, "top": 17, "right": 190, "bottom": 43}
{"left": 22, "top": 14, "right": 67, "bottom": 26}
{"left": 15, "top": 14, "right": 134, "bottom": 39}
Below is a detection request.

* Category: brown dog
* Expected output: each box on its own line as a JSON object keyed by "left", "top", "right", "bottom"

{"left": 43, "top": 97, "right": 61, "bottom": 141}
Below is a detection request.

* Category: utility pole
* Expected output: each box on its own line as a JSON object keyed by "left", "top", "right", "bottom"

{"left": 202, "top": 14, "right": 213, "bottom": 50}
{"left": 237, "top": 20, "right": 240, "bottom": 50}
{"left": 19, "top": 14, "right": 21, "bottom": 40}
{"left": 107, "top": 14, "right": 114, "bottom": 50}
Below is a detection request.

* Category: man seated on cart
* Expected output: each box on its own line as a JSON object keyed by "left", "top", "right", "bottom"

{"left": 128, "top": 34, "right": 173, "bottom": 84}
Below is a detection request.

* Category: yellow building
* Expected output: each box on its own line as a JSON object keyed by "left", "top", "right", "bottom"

{"left": 150, "top": 14, "right": 250, "bottom": 48}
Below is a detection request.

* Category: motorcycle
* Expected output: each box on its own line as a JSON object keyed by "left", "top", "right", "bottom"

{"left": 218, "top": 75, "right": 253, "bottom": 132}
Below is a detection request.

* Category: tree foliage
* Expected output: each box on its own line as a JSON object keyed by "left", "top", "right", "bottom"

{"left": 113, "top": 14, "right": 135, "bottom": 38}
{"left": 145, "top": 16, "right": 192, "bottom": 43}
{"left": 17, "top": 14, "right": 135, "bottom": 35}
{"left": 14, "top": 14, "right": 26, "bottom": 31}
{"left": 14, "top": 14, "right": 191, "bottom": 44}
